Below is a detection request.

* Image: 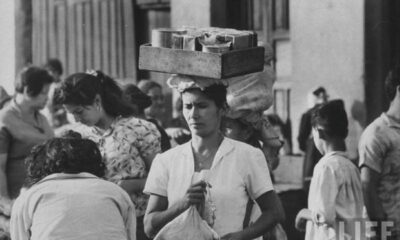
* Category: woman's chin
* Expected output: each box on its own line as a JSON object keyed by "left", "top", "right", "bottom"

{"left": 190, "top": 129, "right": 214, "bottom": 139}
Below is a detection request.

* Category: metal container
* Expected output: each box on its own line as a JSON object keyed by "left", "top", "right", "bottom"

{"left": 151, "top": 28, "right": 187, "bottom": 48}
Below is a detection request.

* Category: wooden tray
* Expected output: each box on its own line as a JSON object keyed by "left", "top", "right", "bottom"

{"left": 138, "top": 44, "right": 265, "bottom": 79}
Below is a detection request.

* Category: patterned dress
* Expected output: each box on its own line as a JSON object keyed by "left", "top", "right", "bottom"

{"left": 78, "top": 116, "right": 161, "bottom": 216}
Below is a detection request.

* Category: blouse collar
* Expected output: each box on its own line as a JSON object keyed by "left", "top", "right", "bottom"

{"left": 182, "top": 137, "right": 235, "bottom": 170}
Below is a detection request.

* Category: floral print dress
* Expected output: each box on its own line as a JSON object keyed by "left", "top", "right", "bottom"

{"left": 79, "top": 116, "right": 161, "bottom": 216}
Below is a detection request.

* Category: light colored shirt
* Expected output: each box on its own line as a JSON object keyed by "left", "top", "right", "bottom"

{"left": 306, "top": 151, "right": 365, "bottom": 240}
{"left": 144, "top": 137, "right": 274, "bottom": 237}
{"left": 0, "top": 99, "right": 54, "bottom": 198}
{"left": 358, "top": 113, "right": 400, "bottom": 235}
{"left": 77, "top": 116, "right": 161, "bottom": 216}
{"left": 10, "top": 172, "right": 136, "bottom": 240}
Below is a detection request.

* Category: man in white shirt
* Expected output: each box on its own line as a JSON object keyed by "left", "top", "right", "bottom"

{"left": 359, "top": 67, "right": 400, "bottom": 239}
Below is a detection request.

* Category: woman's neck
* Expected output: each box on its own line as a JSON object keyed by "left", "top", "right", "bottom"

{"left": 191, "top": 131, "right": 224, "bottom": 154}
{"left": 15, "top": 94, "right": 35, "bottom": 115}
{"left": 96, "top": 114, "right": 116, "bottom": 130}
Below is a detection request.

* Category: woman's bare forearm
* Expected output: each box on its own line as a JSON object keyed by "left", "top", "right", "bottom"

{"left": 240, "top": 210, "right": 284, "bottom": 239}
{"left": 145, "top": 200, "right": 186, "bottom": 237}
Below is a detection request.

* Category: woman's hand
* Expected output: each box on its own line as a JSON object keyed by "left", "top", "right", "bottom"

{"left": 221, "top": 232, "right": 244, "bottom": 240}
{"left": 179, "top": 181, "right": 207, "bottom": 211}
{"left": 145, "top": 182, "right": 207, "bottom": 238}
{"left": 295, "top": 208, "right": 311, "bottom": 232}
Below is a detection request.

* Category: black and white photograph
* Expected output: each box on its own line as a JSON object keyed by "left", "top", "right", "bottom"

{"left": 0, "top": 0, "right": 399, "bottom": 239}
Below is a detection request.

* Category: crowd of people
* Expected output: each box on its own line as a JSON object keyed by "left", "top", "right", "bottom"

{"left": 0, "top": 59, "right": 399, "bottom": 240}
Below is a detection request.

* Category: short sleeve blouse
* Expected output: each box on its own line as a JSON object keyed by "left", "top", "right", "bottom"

{"left": 144, "top": 137, "right": 274, "bottom": 236}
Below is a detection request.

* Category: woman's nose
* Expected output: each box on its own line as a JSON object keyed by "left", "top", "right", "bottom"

{"left": 190, "top": 107, "right": 199, "bottom": 119}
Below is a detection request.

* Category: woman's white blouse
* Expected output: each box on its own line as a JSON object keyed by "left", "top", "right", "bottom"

{"left": 144, "top": 137, "right": 274, "bottom": 236}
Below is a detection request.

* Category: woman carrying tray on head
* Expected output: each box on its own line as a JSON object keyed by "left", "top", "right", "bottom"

{"left": 143, "top": 76, "right": 285, "bottom": 240}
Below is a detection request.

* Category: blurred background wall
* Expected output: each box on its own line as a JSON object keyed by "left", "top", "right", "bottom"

{"left": 0, "top": 1, "right": 15, "bottom": 94}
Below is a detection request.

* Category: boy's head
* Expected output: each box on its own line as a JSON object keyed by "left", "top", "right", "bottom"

{"left": 311, "top": 100, "right": 348, "bottom": 151}
{"left": 384, "top": 65, "right": 400, "bottom": 102}
{"left": 25, "top": 131, "right": 105, "bottom": 186}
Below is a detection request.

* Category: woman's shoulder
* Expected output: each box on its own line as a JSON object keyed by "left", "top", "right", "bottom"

{"left": 223, "top": 138, "right": 267, "bottom": 169}
{"left": 225, "top": 137, "right": 263, "bottom": 155}
{"left": 0, "top": 102, "right": 17, "bottom": 123}
{"left": 115, "top": 116, "right": 158, "bottom": 132}
{"left": 154, "top": 143, "right": 188, "bottom": 162}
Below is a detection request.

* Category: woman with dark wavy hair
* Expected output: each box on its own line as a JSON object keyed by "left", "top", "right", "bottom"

{"left": 55, "top": 70, "right": 161, "bottom": 240}
{"left": 10, "top": 134, "right": 136, "bottom": 240}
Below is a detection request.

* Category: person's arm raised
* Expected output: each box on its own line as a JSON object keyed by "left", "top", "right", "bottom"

{"left": 144, "top": 181, "right": 207, "bottom": 238}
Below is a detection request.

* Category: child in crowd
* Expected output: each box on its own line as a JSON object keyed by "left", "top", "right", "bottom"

{"left": 10, "top": 133, "right": 136, "bottom": 240}
{"left": 295, "top": 100, "right": 365, "bottom": 240}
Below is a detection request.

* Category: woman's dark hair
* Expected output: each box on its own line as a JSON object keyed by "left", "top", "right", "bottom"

{"left": 25, "top": 131, "right": 105, "bottom": 186}
{"left": 55, "top": 71, "right": 134, "bottom": 117}
{"left": 15, "top": 66, "right": 54, "bottom": 97}
{"left": 44, "top": 58, "right": 63, "bottom": 75}
{"left": 122, "top": 83, "right": 152, "bottom": 113}
{"left": 311, "top": 99, "right": 348, "bottom": 139}
{"left": 385, "top": 65, "right": 400, "bottom": 102}
{"left": 183, "top": 84, "right": 228, "bottom": 109}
